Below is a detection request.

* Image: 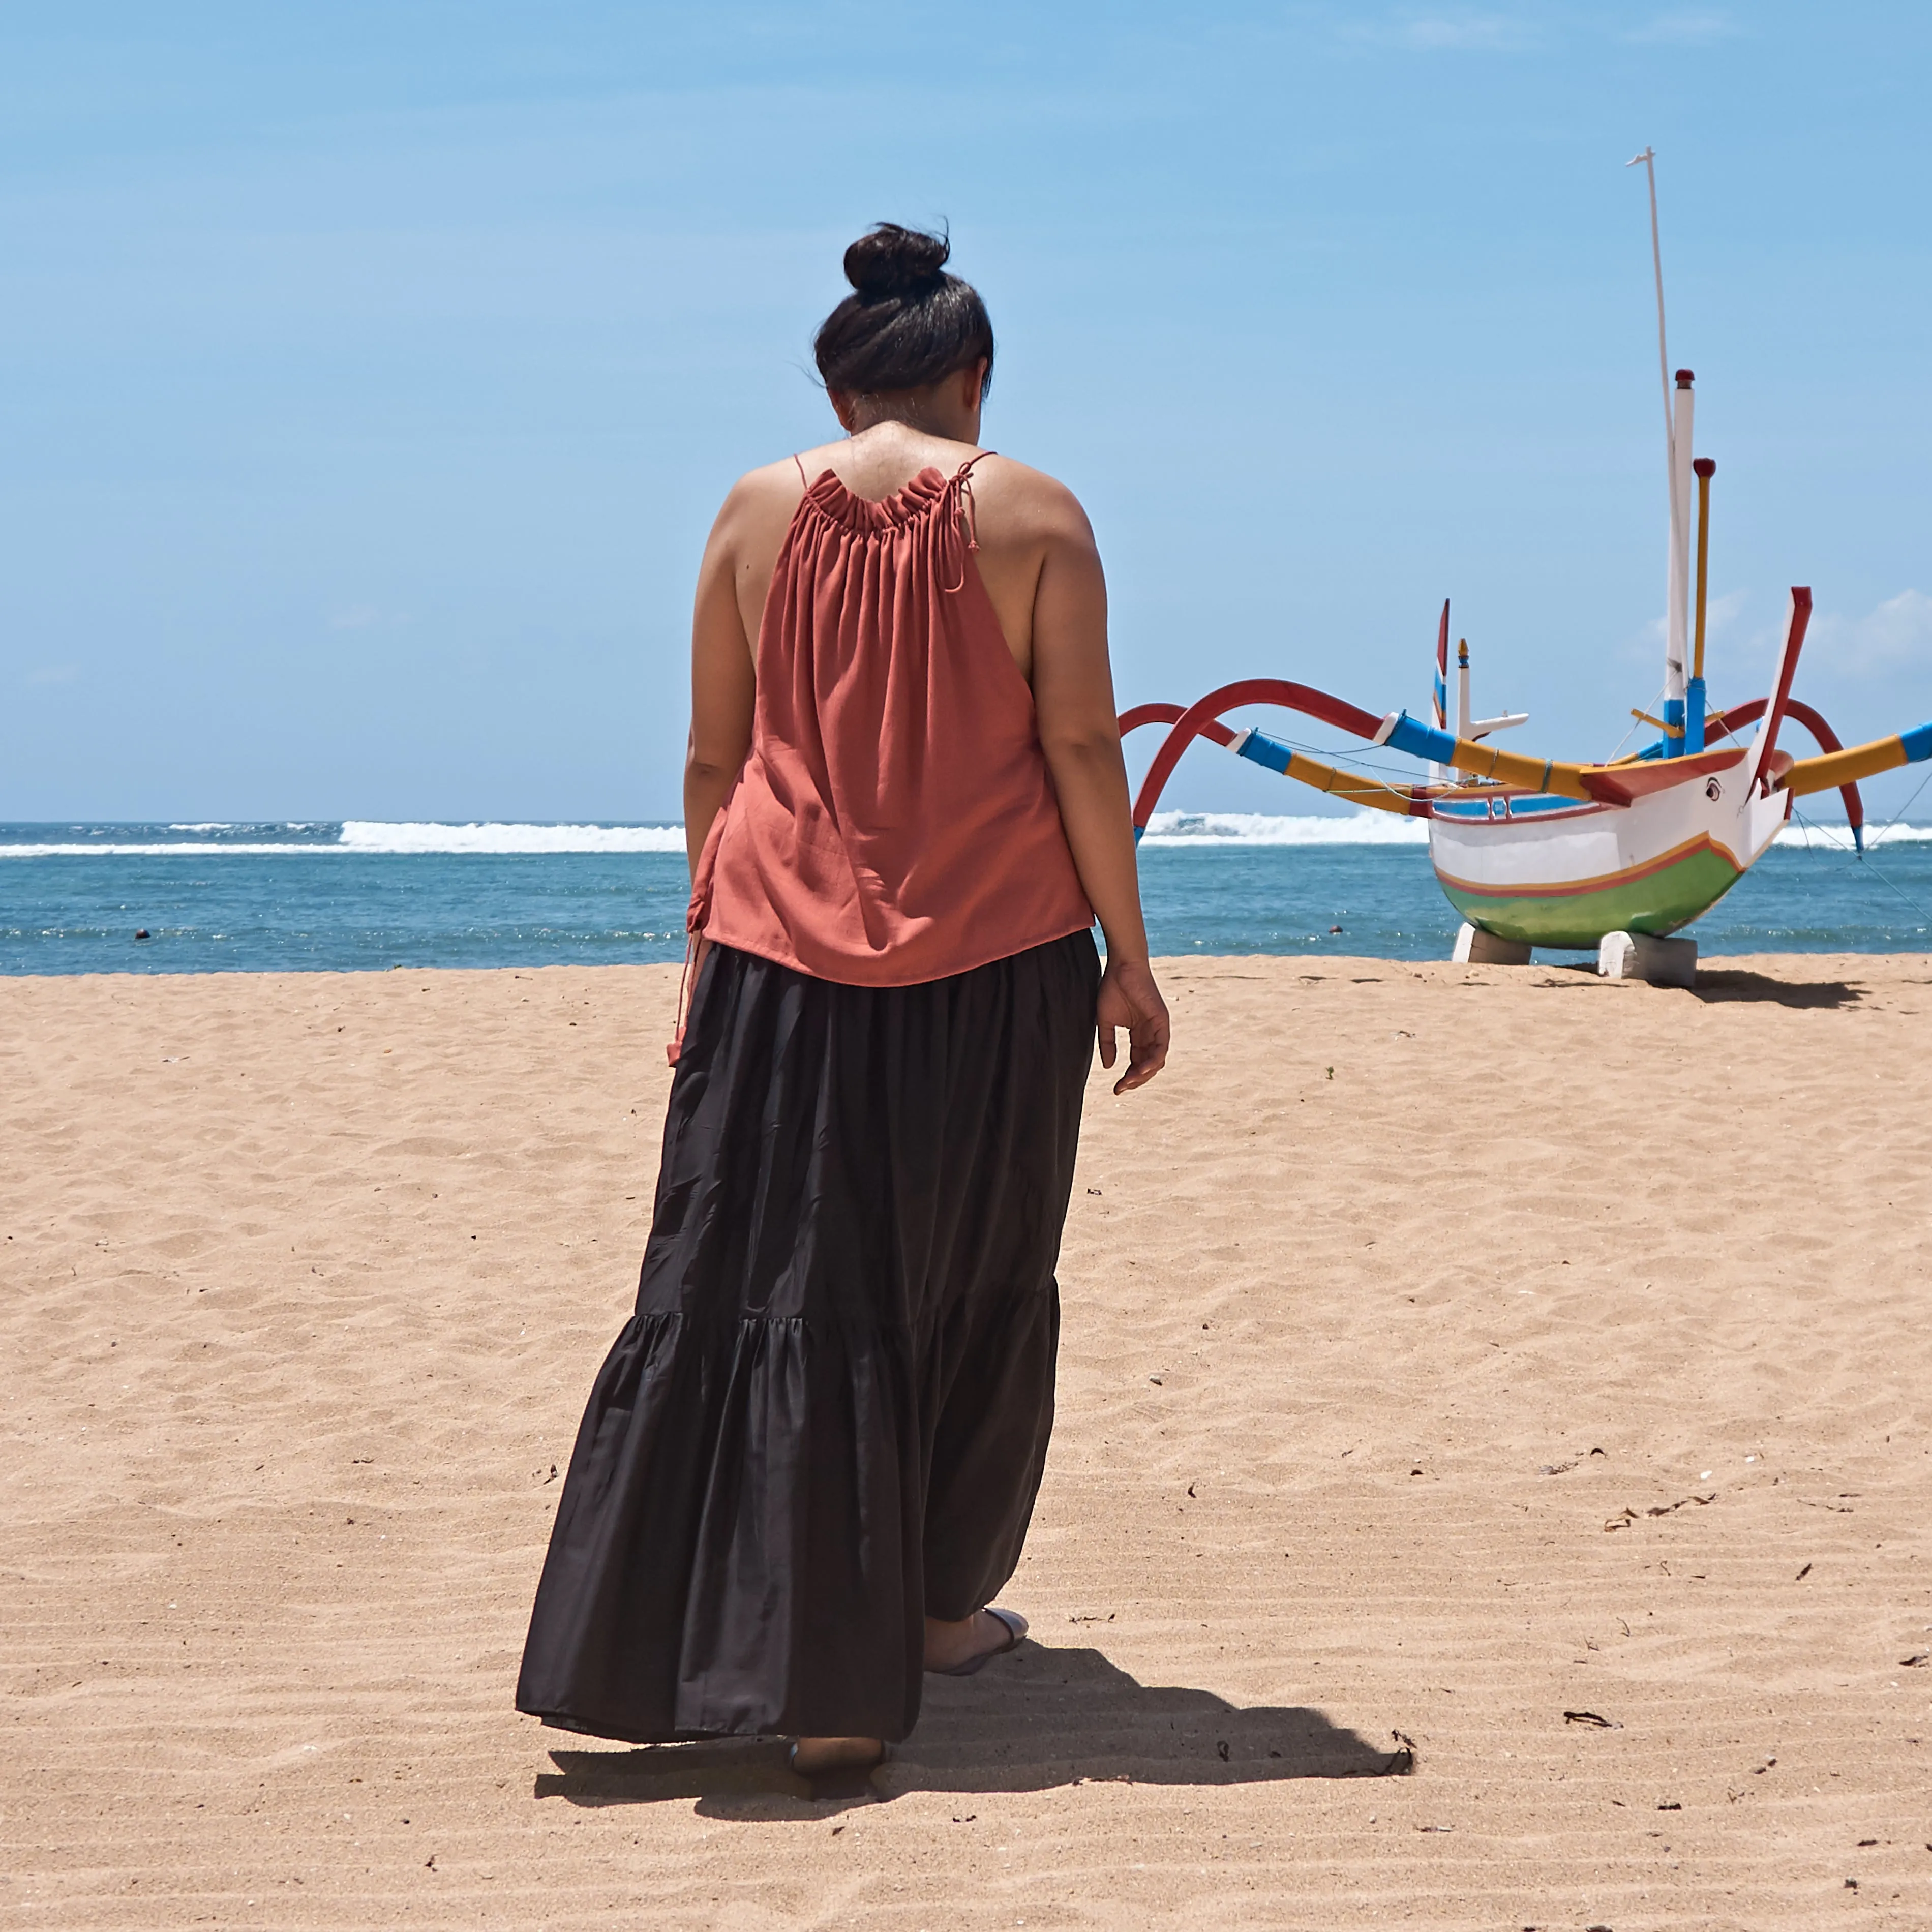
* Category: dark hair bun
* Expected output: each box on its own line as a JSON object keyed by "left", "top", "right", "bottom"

{"left": 843, "top": 223, "right": 951, "bottom": 300}
{"left": 814, "top": 222, "right": 994, "bottom": 399}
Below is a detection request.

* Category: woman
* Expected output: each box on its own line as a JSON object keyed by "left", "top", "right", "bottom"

{"left": 516, "top": 223, "right": 1169, "bottom": 1780}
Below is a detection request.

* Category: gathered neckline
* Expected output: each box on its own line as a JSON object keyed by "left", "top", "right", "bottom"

{"left": 798, "top": 463, "right": 959, "bottom": 532}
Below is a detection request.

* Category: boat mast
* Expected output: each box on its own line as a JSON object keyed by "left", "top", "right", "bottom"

{"left": 1429, "top": 598, "right": 1449, "bottom": 782}
{"left": 1629, "top": 147, "right": 1693, "bottom": 757}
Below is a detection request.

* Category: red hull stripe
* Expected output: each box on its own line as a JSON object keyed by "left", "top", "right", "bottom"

{"left": 1432, "top": 830, "right": 1746, "bottom": 901}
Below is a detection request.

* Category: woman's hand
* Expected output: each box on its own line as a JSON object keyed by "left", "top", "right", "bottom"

{"left": 1096, "top": 955, "right": 1170, "bottom": 1094}
{"left": 1018, "top": 475, "right": 1168, "bottom": 1097}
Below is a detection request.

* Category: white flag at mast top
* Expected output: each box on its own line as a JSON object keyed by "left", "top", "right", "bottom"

{"left": 1629, "top": 146, "right": 1694, "bottom": 756}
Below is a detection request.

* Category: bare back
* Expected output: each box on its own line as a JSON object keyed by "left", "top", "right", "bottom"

{"left": 712, "top": 424, "right": 1098, "bottom": 685}
{"left": 683, "top": 408, "right": 1166, "bottom": 1095}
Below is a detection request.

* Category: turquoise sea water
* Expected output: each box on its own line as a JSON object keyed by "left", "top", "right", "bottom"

{"left": 4, "top": 817, "right": 1930, "bottom": 976}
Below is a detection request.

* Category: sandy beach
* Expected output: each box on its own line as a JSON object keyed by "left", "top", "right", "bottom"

{"left": 5, "top": 952, "right": 1930, "bottom": 1929}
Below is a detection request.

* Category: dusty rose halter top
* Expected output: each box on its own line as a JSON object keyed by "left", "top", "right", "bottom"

{"left": 688, "top": 452, "right": 1093, "bottom": 987}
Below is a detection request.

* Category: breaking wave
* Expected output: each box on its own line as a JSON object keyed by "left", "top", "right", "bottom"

{"left": 1775, "top": 822, "right": 1932, "bottom": 849}
{"left": 0, "top": 822, "right": 687, "bottom": 857}
{"left": 3, "top": 814, "right": 1919, "bottom": 859}
{"left": 1140, "top": 811, "right": 1429, "bottom": 847}
{"left": 335, "top": 822, "right": 685, "bottom": 854}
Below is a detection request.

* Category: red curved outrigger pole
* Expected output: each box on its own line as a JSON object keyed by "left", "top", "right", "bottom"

{"left": 1121, "top": 680, "right": 1868, "bottom": 845}
{"left": 1118, "top": 679, "right": 1386, "bottom": 833}
{"left": 1703, "top": 696, "right": 1865, "bottom": 843}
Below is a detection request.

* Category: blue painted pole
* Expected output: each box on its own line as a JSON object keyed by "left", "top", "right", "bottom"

{"left": 1685, "top": 457, "right": 1714, "bottom": 756}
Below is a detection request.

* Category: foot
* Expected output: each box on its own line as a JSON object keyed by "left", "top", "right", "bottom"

{"left": 923, "top": 1606, "right": 1028, "bottom": 1674}
{"left": 790, "top": 1735, "right": 884, "bottom": 1777}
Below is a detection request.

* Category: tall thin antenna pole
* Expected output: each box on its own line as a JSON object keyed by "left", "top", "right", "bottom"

{"left": 1627, "top": 147, "right": 1671, "bottom": 453}
{"left": 1628, "top": 144, "right": 1689, "bottom": 752}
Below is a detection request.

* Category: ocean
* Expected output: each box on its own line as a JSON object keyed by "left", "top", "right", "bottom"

{"left": 4, "top": 813, "right": 1930, "bottom": 977}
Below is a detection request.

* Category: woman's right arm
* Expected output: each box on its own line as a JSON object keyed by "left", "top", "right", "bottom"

{"left": 1028, "top": 490, "right": 1170, "bottom": 1094}
{"left": 683, "top": 492, "right": 758, "bottom": 878}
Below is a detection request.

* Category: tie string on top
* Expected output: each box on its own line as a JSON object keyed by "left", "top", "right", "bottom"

{"left": 938, "top": 451, "right": 991, "bottom": 594}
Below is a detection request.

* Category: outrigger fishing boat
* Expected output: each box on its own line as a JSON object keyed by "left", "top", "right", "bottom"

{"left": 1121, "top": 152, "right": 1932, "bottom": 968}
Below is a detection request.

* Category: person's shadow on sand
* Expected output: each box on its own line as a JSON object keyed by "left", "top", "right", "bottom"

{"left": 532, "top": 1643, "right": 1413, "bottom": 1817}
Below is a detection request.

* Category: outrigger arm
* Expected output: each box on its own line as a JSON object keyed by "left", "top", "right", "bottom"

{"left": 1120, "top": 598, "right": 1922, "bottom": 840}
{"left": 1778, "top": 723, "right": 1932, "bottom": 809}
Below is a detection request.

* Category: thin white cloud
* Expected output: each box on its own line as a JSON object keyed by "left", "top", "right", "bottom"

{"left": 1616, "top": 586, "right": 1749, "bottom": 666}
{"left": 1707, "top": 587, "right": 1750, "bottom": 630}
{"left": 1615, "top": 610, "right": 1669, "bottom": 672}
{"left": 1340, "top": 9, "right": 1538, "bottom": 53}
{"left": 1400, "top": 13, "right": 1529, "bottom": 50}
{"left": 1620, "top": 11, "right": 1741, "bottom": 46}
{"left": 1808, "top": 589, "right": 1932, "bottom": 675}
{"left": 1342, "top": 5, "right": 1733, "bottom": 53}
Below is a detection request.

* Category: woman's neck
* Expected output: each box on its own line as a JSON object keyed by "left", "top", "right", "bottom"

{"left": 832, "top": 365, "right": 984, "bottom": 445}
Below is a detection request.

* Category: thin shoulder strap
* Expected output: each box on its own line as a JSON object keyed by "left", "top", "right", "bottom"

{"left": 792, "top": 453, "right": 809, "bottom": 488}
{"left": 954, "top": 449, "right": 995, "bottom": 482}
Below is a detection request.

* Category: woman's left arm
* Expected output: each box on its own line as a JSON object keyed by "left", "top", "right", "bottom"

{"left": 1027, "top": 487, "right": 1170, "bottom": 1094}
{"left": 683, "top": 491, "right": 758, "bottom": 878}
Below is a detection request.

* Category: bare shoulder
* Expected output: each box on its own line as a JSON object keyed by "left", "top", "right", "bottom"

{"left": 716, "top": 455, "right": 806, "bottom": 523}
{"left": 969, "top": 454, "right": 1097, "bottom": 551}
{"left": 702, "top": 457, "right": 808, "bottom": 574}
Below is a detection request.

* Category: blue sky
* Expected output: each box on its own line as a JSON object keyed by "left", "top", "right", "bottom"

{"left": 3, "top": 2, "right": 1928, "bottom": 822}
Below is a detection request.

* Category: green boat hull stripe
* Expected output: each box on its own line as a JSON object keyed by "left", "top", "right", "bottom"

{"left": 1436, "top": 844, "right": 1744, "bottom": 949}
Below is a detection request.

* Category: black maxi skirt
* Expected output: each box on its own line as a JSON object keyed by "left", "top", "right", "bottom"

{"left": 515, "top": 929, "right": 1100, "bottom": 1745}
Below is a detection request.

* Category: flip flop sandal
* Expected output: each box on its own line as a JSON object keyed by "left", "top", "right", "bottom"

{"left": 926, "top": 1605, "right": 1028, "bottom": 1678}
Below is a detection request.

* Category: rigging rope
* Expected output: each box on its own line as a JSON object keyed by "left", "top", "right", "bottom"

{"left": 1865, "top": 763, "right": 1932, "bottom": 854}
{"left": 1791, "top": 801, "right": 1932, "bottom": 930}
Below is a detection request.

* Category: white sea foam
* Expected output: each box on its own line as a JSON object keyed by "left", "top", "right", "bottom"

{"left": 0, "top": 842, "right": 340, "bottom": 857}
{"left": 1775, "top": 821, "right": 1932, "bottom": 850}
{"left": 4, "top": 814, "right": 1922, "bottom": 860}
{"left": 0, "top": 822, "right": 687, "bottom": 857}
{"left": 1140, "top": 810, "right": 1429, "bottom": 847}
{"left": 335, "top": 821, "right": 686, "bottom": 854}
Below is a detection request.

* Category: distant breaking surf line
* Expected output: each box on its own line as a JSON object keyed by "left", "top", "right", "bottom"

{"left": 336, "top": 822, "right": 686, "bottom": 854}
{"left": 0, "top": 815, "right": 1919, "bottom": 858}
{"left": 1142, "top": 811, "right": 1428, "bottom": 846}
{"left": 0, "top": 822, "right": 689, "bottom": 857}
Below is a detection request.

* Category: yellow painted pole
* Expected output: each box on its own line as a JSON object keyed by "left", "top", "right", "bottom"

{"left": 1692, "top": 458, "right": 1714, "bottom": 683}
{"left": 1443, "top": 740, "right": 1595, "bottom": 801}
{"left": 1281, "top": 750, "right": 1427, "bottom": 817}
{"left": 1778, "top": 736, "right": 1909, "bottom": 796}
